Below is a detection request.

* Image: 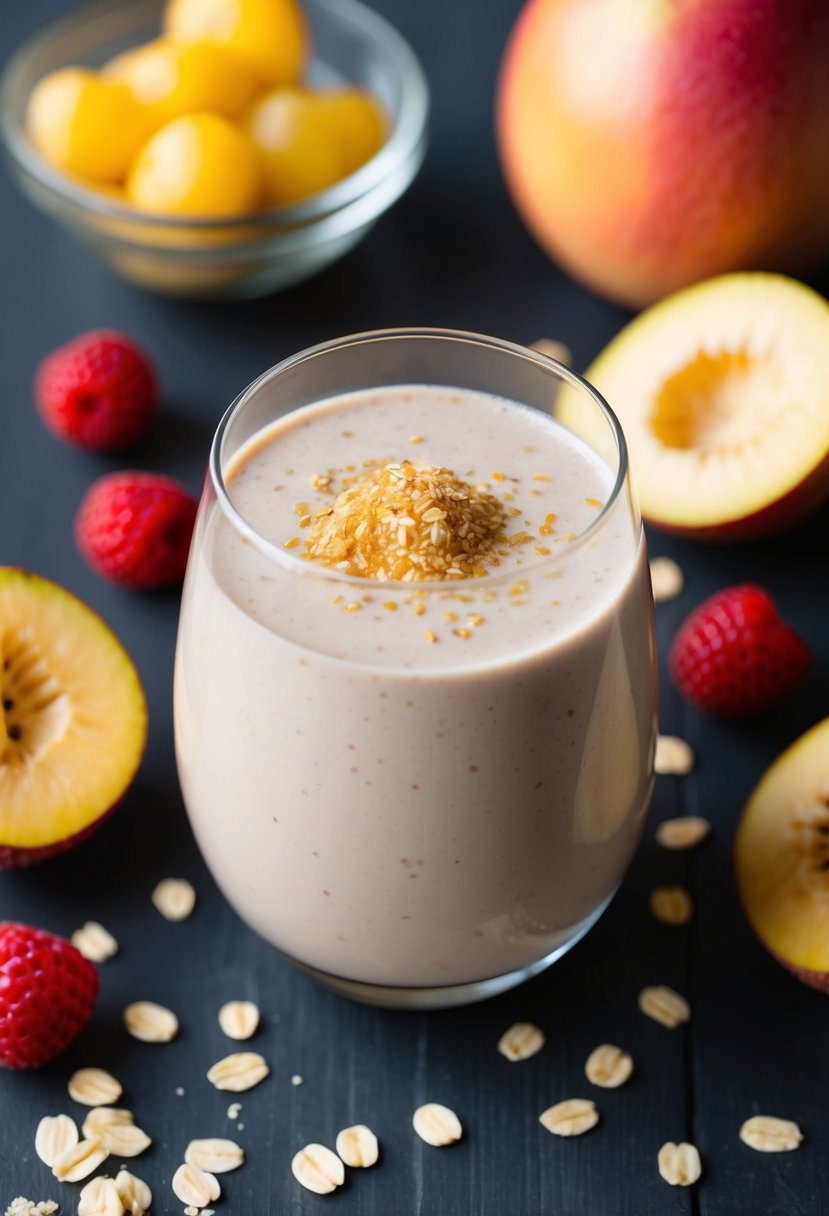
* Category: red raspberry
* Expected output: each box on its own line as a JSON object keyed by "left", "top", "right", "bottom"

{"left": 669, "top": 584, "right": 811, "bottom": 718}
{"left": 35, "top": 329, "right": 158, "bottom": 452}
{"left": 0, "top": 922, "right": 98, "bottom": 1069}
{"left": 76, "top": 472, "right": 198, "bottom": 590}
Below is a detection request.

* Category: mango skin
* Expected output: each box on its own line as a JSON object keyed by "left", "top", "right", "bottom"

{"left": 497, "top": 0, "right": 829, "bottom": 308}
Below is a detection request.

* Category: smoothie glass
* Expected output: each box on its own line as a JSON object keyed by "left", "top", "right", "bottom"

{"left": 174, "top": 329, "right": 658, "bottom": 1008}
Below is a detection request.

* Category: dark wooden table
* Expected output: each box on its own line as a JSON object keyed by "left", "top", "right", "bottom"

{"left": 2, "top": 2, "right": 828, "bottom": 1213}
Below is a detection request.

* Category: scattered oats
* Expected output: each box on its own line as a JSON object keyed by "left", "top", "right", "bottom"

{"left": 35, "top": 1113, "right": 79, "bottom": 1166}
{"left": 69, "top": 1068, "right": 123, "bottom": 1107}
{"left": 529, "top": 338, "right": 572, "bottom": 368}
{"left": 650, "top": 885, "right": 694, "bottom": 925}
{"left": 71, "top": 921, "right": 118, "bottom": 963}
{"left": 383, "top": 600, "right": 397, "bottom": 611}
{"left": 639, "top": 985, "right": 691, "bottom": 1028}
{"left": 284, "top": 537, "right": 300, "bottom": 549}
{"left": 656, "top": 816, "right": 711, "bottom": 850}
{"left": 658, "top": 1141, "right": 702, "bottom": 1186}
{"left": 96, "top": 1121, "right": 151, "bottom": 1159}
{"left": 207, "top": 1051, "right": 270, "bottom": 1092}
{"left": 497, "top": 1022, "right": 545, "bottom": 1062}
{"left": 655, "top": 735, "right": 695, "bottom": 775}
{"left": 739, "top": 1115, "right": 803, "bottom": 1152}
{"left": 291, "top": 1144, "right": 345, "bottom": 1194}
{"left": 584, "top": 1044, "right": 634, "bottom": 1089}
{"left": 152, "top": 878, "right": 196, "bottom": 921}
{"left": 124, "top": 1001, "right": 179, "bottom": 1043}
{"left": 585, "top": 497, "right": 602, "bottom": 507}
{"left": 185, "top": 1139, "right": 244, "bottom": 1173}
{"left": 412, "top": 1103, "right": 462, "bottom": 1146}
{"left": 226, "top": 1103, "right": 242, "bottom": 1119}
{"left": 5, "top": 1202, "right": 59, "bottom": 1216}
{"left": 51, "top": 1136, "right": 108, "bottom": 1182}
{"left": 650, "top": 556, "right": 684, "bottom": 602}
{"left": 290, "top": 1076, "right": 303, "bottom": 1087}
{"left": 424, "top": 630, "right": 437, "bottom": 644}
{"left": 77, "top": 1176, "right": 122, "bottom": 1216}
{"left": 82, "top": 1108, "right": 150, "bottom": 1156}
{"left": 115, "top": 1169, "right": 152, "bottom": 1216}
{"left": 217, "top": 1000, "right": 260, "bottom": 1041}
{"left": 172, "top": 1163, "right": 220, "bottom": 1208}
{"left": 408, "top": 435, "right": 424, "bottom": 445}
{"left": 539, "top": 1098, "right": 599, "bottom": 1137}
{"left": 335, "top": 1124, "right": 379, "bottom": 1168}
{"left": 82, "top": 1107, "right": 135, "bottom": 1140}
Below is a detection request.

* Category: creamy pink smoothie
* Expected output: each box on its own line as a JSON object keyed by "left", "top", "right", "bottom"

{"left": 174, "top": 383, "right": 656, "bottom": 994}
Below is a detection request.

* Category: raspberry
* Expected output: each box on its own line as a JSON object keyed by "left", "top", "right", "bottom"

{"left": 75, "top": 472, "right": 197, "bottom": 590}
{"left": 669, "top": 584, "right": 811, "bottom": 718}
{"left": 0, "top": 922, "right": 98, "bottom": 1069}
{"left": 35, "top": 329, "right": 158, "bottom": 452}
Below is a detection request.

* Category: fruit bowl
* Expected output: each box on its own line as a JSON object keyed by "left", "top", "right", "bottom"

{"left": 0, "top": 0, "right": 428, "bottom": 299}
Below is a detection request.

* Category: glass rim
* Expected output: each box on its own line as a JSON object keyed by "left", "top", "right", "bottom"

{"left": 209, "top": 326, "right": 632, "bottom": 591}
{"left": 0, "top": 0, "right": 429, "bottom": 231}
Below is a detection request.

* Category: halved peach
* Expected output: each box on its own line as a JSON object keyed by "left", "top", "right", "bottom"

{"left": 557, "top": 273, "right": 829, "bottom": 540}
{"left": 735, "top": 718, "right": 829, "bottom": 993}
{"left": 0, "top": 569, "right": 147, "bottom": 867}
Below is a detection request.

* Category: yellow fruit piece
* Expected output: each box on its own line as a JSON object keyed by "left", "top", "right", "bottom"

{"left": 126, "top": 112, "right": 263, "bottom": 218}
{"left": 163, "top": 0, "right": 308, "bottom": 88}
{"left": 555, "top": 272, "right": 829, "bottom": 541}
{"left": 247, "top": 88, "right": 344, "bottom": 205}
{"left": 735, "top": 718, "right": 829, "bottom": 989}
{"left": 25, "top": 68, "right": 151, "bottom": 184}
{"left": 0, "top": 569, "right": 147, "bottom": 854}
{"left": 103, "top": 37, "right": 261, "bottom": 129}
{"left": 315, "top": 88, "right": 387, "bottom": 176}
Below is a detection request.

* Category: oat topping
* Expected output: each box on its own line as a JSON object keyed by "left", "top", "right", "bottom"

{"left": 300, "top": 462, "right": 507, "bottom": 581}
{"left": 538, "top": 1098, "right": 599, "bottom": 1137}
{"left": 658, "top": 1141, "right": 702, "bottom": 1186}
{"left": 412, "top": 1103, "right": 463, "bottom": 1146}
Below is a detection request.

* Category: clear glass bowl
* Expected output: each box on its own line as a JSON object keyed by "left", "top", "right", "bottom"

{"left": 0, "top": 0, "right": 429, "bottom": 299}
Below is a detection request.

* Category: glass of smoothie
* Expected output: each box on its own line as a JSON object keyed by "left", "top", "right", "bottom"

{"left": 174, "top": 329, "right": 658, "bottom": 1009}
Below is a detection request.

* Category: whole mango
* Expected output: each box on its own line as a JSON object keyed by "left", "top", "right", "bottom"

{"left": 496, "top": 0, "right": 829, "bottom": 307}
